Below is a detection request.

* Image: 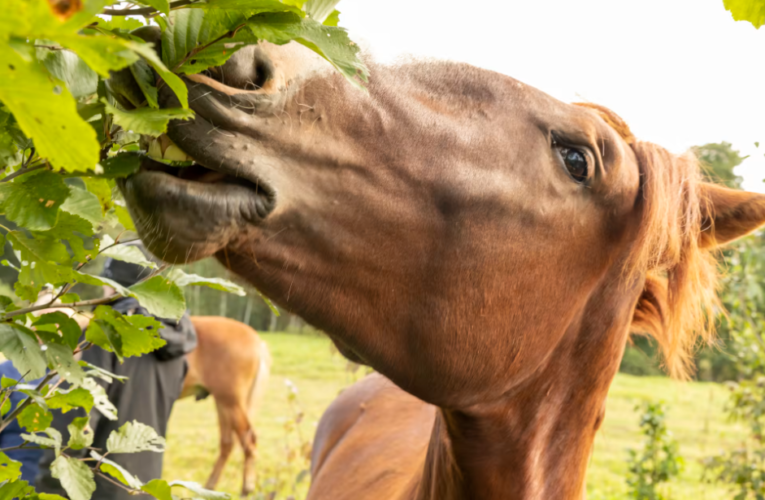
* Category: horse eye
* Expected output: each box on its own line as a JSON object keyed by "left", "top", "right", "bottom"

{"left": 558, "top": 147, "right": 588, "bottom": 183}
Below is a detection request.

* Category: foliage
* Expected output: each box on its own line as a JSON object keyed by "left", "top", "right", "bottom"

{"left": 0, "top": 0, "right": 365, "bottom": 498}
{"left": 694, "top": 141, "right": 746, "bottom": 189}
{"left": 626, "top": 401, "right": 684, "bottom": 500}
{"left": 723, "top": 0, "right": 765, "bottom": 29}
{"left": 703, "top": 378, "right": 765, "bottom": 498}
{"left": 702, "top": 234, "right": 765, "bottom": 498}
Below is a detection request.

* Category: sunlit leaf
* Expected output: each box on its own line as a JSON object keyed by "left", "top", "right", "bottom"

{"left": 167, "top": 269, "right": 245, "bottom": 295}
{"left": 51, "top": 455, "right": 96, "bottom": 500}
{"left": 129, "top": 276, "right": 186, "bottom": 320}
{"left": 723, "top": 0, "right": 765, "bottom": 28}
{"left": 142, "top": 479, "right": 173, "bottom": 500}
{"left": 18, "top": 403, "right": 53, "bottom": 432}
{"left": 104, "top": 101, "right": 194, "bottom": 137}
{"left": 0, "top": 323, "right": 47, "bottom": 379}
{"left": 0, "top": 452, "right": 22, "bottom": 482}
{"left": 68, "top": 416, "right": 94, "bottom": 450}
{"left": 169, "top": 481, "right": 231, "bottom": 500}
{"left": 48, "top": 387, "right": 94, "bottom": 414}
{"left": 0, "top": 41, "right": 99, "bottom": 172}
{"left": 0, "top": 171, "right": 70, "bottom": 231}
{"left": 106, "top": 421, "right": 165, "bottom": 453}
{"left": 61, "top": 184, "right": 103, "bottom": 226}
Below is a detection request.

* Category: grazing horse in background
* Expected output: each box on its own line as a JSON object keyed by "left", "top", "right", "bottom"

{"left": 180, "top": 316, "right": 271, "bottom": 497}
{"left": 111, "top": 35, "right": 765, "bottom": 499}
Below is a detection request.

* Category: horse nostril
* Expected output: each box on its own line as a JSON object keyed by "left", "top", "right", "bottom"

{"left": 208, "top": 45, "right": 274, "bottom": 91}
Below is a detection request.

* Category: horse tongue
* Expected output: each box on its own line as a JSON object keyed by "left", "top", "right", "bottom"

{"left": 178, "top": 167, "right": 228, "bottom": 184}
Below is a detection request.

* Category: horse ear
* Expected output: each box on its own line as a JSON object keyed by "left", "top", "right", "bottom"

{"left": 699, "top": 183, "right": 765, "bottom": 248}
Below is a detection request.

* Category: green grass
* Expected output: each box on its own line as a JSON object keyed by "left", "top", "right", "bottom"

{"left": 163, "top": 332, "right": 746, "bottom": 499}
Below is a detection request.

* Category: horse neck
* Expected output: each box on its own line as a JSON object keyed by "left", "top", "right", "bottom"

{"left": 414, "top": 298, "right": 634, "bottom": 500}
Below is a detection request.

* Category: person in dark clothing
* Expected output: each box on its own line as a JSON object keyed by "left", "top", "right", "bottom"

{"left": 0, "top": 361, "right": 46, "bottom": 483}
{"left": 36, "top": 244, "right": 197, "bottom": 499}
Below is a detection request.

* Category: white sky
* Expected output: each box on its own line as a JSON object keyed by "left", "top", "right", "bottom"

{"left": 339, "top": 0, "right": 765, "bottom": 192}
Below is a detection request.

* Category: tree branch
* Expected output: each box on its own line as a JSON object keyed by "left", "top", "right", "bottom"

{"left": 102, "top": 0, "right": 195, "bottom": 16}
{"left": 3, "top": 295, "right": 120, "bottom": 320}
{"left": 2, "top": 163, "right": 46, "bottom": 183}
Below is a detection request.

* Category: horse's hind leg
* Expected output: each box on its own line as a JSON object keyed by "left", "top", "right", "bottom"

{"left": 206, "top": 400, "right": 235, "bottom": 490}
{"left": 231, "top": 405, "right": 257, "bottom": 497}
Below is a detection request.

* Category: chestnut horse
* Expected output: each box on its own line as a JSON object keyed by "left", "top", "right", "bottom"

{"left": 180, "top": 316, "right": 271, "bottom": 497}
{"left": 112, "top": 37, "right": 765, "bottom": 499}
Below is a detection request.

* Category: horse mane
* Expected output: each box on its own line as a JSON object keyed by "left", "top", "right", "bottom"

{"left": 576, "top": 102, "right": 718, "bottom": 380}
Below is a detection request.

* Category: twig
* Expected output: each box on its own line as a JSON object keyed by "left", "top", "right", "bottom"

{"left": 102, "top": 0, "right": 195, "bottom": 16}
{"left": 1, "top": 163, "right": 46, "bottom": 183}
{"left": 3, "top": 295, "right": 120, "bottom": 320}
{"left": 34, "top": 45, "right": 66, "bottom": 51}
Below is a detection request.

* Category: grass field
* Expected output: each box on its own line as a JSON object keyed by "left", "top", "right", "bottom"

{"left": 163, "top": 332, "right": 747, "bottom": 499}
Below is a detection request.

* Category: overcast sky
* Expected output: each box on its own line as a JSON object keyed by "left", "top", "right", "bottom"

{"left": 338, "top": 0, "right": 764, "bottom": 192}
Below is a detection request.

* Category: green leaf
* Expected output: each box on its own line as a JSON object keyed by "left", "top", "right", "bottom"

{"left": 80, "top": 361, "right": 128, "bottom": 384}
{"left": 38, "top": 493, "right": 68, "bottom": 500}
{"left": 0, "top": 323, "right": 47, "bottom": 380}
{"left": 0, "top": 376, "right": 17, "bottom": 389}
{"left": 45, "top": 343, "right": 86, "bottom": 385}
{"left": 59, "top": 35, "right": 140, "bottom": 77}
{"left": 0, "top": 452, "right": 22, "bottom": 482}
{"left": 91, "top": 451, "right": 143, "bottom": 489}
{"left": 0, "top": 479, "right": 35, "bottom": 499}
{"left": 115, "top": 205, "right": 136, "bottom": 231}
{"left": 142, "top": 479, "right": 173, "bottom": 500}
{"left": 129, "top": 276, "right": 187, "bottom": 320}
{"left": 18, "top": 403, "right": 53, "bottom": 432}
{"left": 84, "top": 316, "right": 123, "bottom": 361}
{"left": 323, "top": 9, "right": 340, "bottom": 26}
{"left": 104, "top": 101, "right": 194, "bottom": 137}
{"left": 723, "top": 0, "right": 765, "bottom": 28}
{"left": 0, "top": 41, "right": 99, "bottom": 172}
{"left": 168, "top": 269, "right": 245, "bottom": 295}
{"left": 93, "top": 18, "right": 146, "bottom": 33}
{"left": 98, "top": 153, "right": 142, "bottom": 178}
{"left": 89, "top": 306, "right": 166, "bottom": 358}
{"left": 100, "top": 235, "right": 157, "bottom": 269}
{"left": 36, "top": 43, "right": 98, "bottom": 99}
{"left": 161, "top": 9, "right": 257, "bottom": 75}
{"left": 32, "top": 211, "right": 95, "bottom": 264}
{"left": 68, "top": 416, "right": 94, "bottom": 450}
{"left": 51, "top": 455, "right": 96, "bottom": 500}
{"left": 35, "top": 312, "right": 83, "bottom": 351}
{"left": 304, "top": 0, "right": 340, "bottom": 23}
{"left": 195, "top": 0, "right": 304, "bottom": 15}
{"left": 106, "top": 421, "right": 165, "bottom": 454}
{"left": 61, "top": 185, "right": 103, "bottom": 226}
{"left": 169, "top": 481, "right": 231, "bottom": 500}
{"left": 81, "top": 378, "right": 117, "bottom": 421}
{"left": 129, "top": 42, "right": 189, "bottom": 108}
{"left": 246, "top": 12, "right": 367, "bottom": 86}
{"left": 48, "top": 388, "right": 94, "bottom": 414}
{"left": 130, "top": 59, "right": 159, "bottom": 108}
{"left": 21, "top": 427, "right": 62, "bottom": 455}
{"left": 0, "top": 170, "right": 70, "bottom": 231}
{"left": 82, "top": 177, "right": 113, "bottom": 214}
{"left": 139, "top": 0, "right": 171, "bottom": 15}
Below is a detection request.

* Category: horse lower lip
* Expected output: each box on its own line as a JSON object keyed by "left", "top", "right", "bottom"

{"left": 122, "top": 170, "right": 274, "bottom": 226}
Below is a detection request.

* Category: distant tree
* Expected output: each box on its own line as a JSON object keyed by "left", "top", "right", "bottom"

{"left": 693, "top": 142, "right": 746, "bottom": 189}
